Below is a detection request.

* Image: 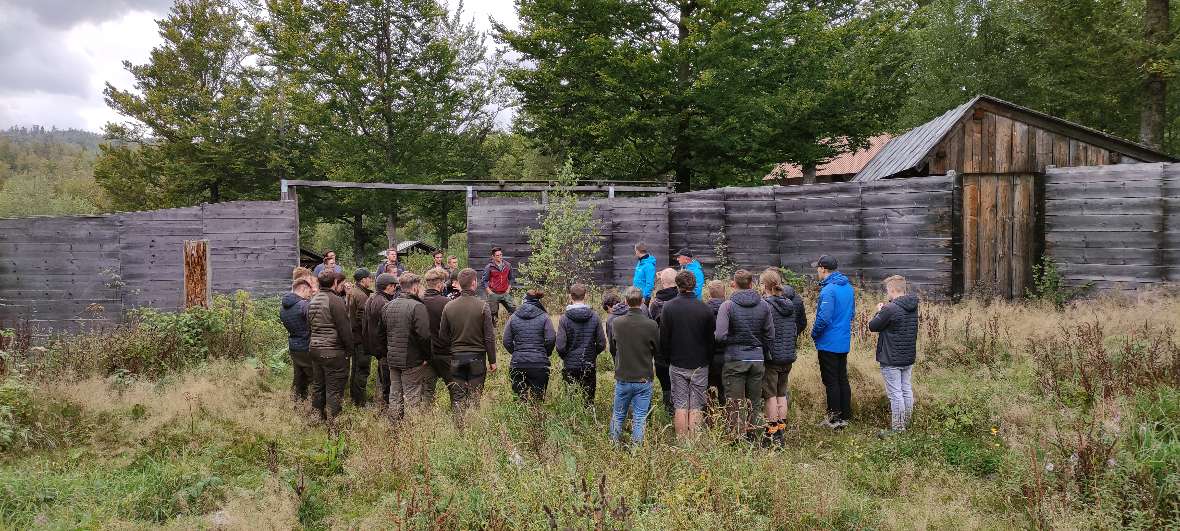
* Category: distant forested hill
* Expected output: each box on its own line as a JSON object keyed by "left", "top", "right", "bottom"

{"left": 0, "top": 126, "right": 109, "bottom": 218}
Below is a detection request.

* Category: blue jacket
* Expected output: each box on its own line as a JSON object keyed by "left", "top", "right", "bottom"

{"left": 682, "top": 260, "right": 705, "bottom": 299}
{"left": 811, "top": 271, "right": 854, "bottom": 353}
{"left": 632, "top": 254, "right": 657, "bottom": 298}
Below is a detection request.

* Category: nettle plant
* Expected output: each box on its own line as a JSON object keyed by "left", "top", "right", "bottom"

{"left": 519, "top": 159, "right": 602, "bottom": 294}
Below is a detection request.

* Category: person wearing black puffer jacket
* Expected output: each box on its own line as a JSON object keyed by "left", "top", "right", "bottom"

{"left": 556, "top": 284, "right": 606, "bottom": 402}
{"left": 280, "top": 278, "right": 314, "bottom": 403}
{"left": 714, "top": 270, "right": 774, "bottom": 440}
{"left": 868, "top": 275, "right": 920, "bottom": 434}
{"left": 647, "top": 268, "right": 679, "bottom": 416}
{"left": 503, "top": 289, "right": 557, "bottom": 401}
{"left": 759, "top": 268, "right": 798, "bottom": 446}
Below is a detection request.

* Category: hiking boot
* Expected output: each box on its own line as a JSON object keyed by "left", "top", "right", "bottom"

{"left": 833, "top": 420, "right": 849, "bottom": 430}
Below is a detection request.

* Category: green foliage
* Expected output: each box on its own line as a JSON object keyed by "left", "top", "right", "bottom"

{"left": 0, "top": 127, "right": 108, "bottom": 218}
{"left": 1026, "top": 256, "right": 1092, "bottom": 309}
{"left": 519, "top": 160, "right": 603, "bottom": 292}
{"left": 711, "top": 230, "right": 737, "bottom": 281}
{"left": 0, "top": 380, "right": 105, "bottom": 453}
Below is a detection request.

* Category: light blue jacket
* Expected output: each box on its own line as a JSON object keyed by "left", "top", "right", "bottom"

{"left": 632, "top": 254, "right": 657, "bottom": 298}
{"left": 811, "top": 271, "right": 854, "bottom": 353}
{"left": 682, "top": 260, "right": 705, "bottom": 299}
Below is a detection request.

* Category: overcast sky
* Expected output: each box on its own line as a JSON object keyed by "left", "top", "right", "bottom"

{"left": 0, "top": 0, "right": 519, "bottom": 132}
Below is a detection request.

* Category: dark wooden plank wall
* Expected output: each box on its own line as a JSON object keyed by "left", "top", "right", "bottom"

{"left": 930, "top": 110, "right": 1132, "bottom": 175}
{"left": 1044, "top": 163, "right": 1179, "bottom": 290}
{"left": 668, "top": 189, "right": 725, "bottom": 275}
{"left": 0, "top": 201, "right": 298, "bottom": 331}
{"left": 960, "top": 174, "right": 1039, "bottom": 297}
{"left": 723, "top": 187, "right": 780, "bottom": 271}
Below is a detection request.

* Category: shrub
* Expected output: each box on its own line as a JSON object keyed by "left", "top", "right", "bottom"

{"left": 518, "top": 159, "right": 602, "bottom": 293}
{"left": 920, "top": 308, "right": 1010, "bottom": 373}
{"left": 1027, "top": 256, "right": 1092, "bottom": 309}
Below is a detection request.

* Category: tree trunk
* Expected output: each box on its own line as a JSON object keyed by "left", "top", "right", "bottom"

{"left": 209, "top": 181, "right": 221, "bottom": 203}
{"left": 385, "top": 208, "right": 398, "bottom": 251}
{"left": 352, "top": 212, "right": 365, "bottom": 268}
{"left": 802, "top": 163, "right": 818, "bottom": 185}
{"left": 672, "top": 1, "right": 697, "bottom": 193}
{"left": 1140, "top": 0, "right": 1169, "bottom": 149}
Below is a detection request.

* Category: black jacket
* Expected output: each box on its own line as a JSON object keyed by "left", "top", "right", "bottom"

{"left": 280, "top": 292, "right": 310, "bottom": 352}
{"left": 556, "top": 304, "right": 606, "bottom": 370}
{"left": 646, "top": 286, "right": 678, "bottom": 323}
{"left": 714, "top": 289, "right": 774, "bottom": 363}
{"left": 868, "top": 295, "right": 919, "bottom": 367}
{"left": 786, "top": 287, "right": 807, "bottom": 336}
{"left": 502, "top": 298, "right": 556, "bottom": 369}
{"left": 659, "top": 292, "right": 715, "bottom": 369}
{"left": 764, "top": 294, "right": 798, "bottom": 364}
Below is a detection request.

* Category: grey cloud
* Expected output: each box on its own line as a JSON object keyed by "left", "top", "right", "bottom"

{"left": 7, "top": 0, "right": 172, "bottom": 29}
{"left": 0, "top": 8, "right": 92, "bottom": 97}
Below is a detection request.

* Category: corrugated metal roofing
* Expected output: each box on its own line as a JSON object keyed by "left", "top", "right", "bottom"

{"left": 853, "top": 94, "right": 1177, "bottom": 182}
{"left": 764, "top": 134, "right": 893, "bottom": 180}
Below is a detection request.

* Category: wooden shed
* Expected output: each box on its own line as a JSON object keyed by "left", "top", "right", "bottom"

{"left": 851, "top": 95, "right": 1176, "bottom": 297}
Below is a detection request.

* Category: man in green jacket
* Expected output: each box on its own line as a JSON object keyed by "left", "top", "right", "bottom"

{"left": 377, "top": 273, "right": 433, "bottom": 421}
{"left": 439, "top": 268, "right": 498, "bottom": 418}
{"left": 307, "top": 270, "right": 355, "bottom": 427}
{"left": 608, "top": 287, "right": 659, "bottom": 445}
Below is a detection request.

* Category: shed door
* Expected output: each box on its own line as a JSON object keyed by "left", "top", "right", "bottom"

{"left": 961, "top": 174, "right": 1040, "bottom": 298}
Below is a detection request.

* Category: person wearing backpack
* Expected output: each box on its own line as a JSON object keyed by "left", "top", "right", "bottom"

{"left": 556, "top": 284, "right": 606, "bottom": 402}
{"left": 760, "top": 268, "right": 799, "bottom": 446}
{"left": 868, "top": 275, "right": 919, "bottom": 436}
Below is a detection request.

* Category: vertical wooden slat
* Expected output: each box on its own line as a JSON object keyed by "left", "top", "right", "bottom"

{"left": 184, "top": 239, "right": 211, "bottom": 309}
{"left": 1053, "top": 134, "right": 1069, "bottom": 168}
{"left": 962, "top": 175, "right": 980, "bottom": 289}
{"left": 995, "top": 176, "right": 1013, "bottom": 297}
{"left": 1069, "top": 139, "right": 1083, "bottom": 166}
{"left": 1012, "top": 175, "right": 1034, "bottom": 296}
{"left": 965, "top": 117, "right": 980, "bottom": 173}
{"left": 982, "top": 113, "right": 997, "bottom": 173}
{"left": 947, "top": 122, "right": 964, "bottom": 173}
{"left": 977, "top": 175, "right": 998, "bottom": 290}
{"left": 1034, "top": 128, "right": 1051, "bottom": 172}
{"left": 1012, "top": 121, "right": 1029, "bottom": 172}
{"left": 995, "top": 115, "right": 1013, "bottom": 173}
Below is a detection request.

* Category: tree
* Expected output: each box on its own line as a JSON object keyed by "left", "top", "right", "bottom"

{"left": 259, "top": 0, "right": 505, "bottom": 260}
{"left": 497, "top": 0, "right": 908, "bottom": 191}
{"left": 1141, "top": 0, "right": 1170, "bottom": 148}
{"left": 518, "top": 159, "right": 602, "bottom": 292}
{"left": 96, "top": 0, "right": 280, "bottom": 209}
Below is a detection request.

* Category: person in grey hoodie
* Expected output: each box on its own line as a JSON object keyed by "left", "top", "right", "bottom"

{"left": 556, "top": 284, "right": 606, "bottom": 402}
{"left": 868, "top": 275, "right": 920, "bottom": 435}
{"left": 714, "top": 269, "right": 774, "bottom": 440}
{"left": 503, "top": 289, "right": 557, "bottom": 401}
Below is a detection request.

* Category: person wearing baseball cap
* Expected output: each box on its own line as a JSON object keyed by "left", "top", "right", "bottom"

{"left": 675, "top": 248, "right": 705, "bottom": 299}
{"left": 810, "top": 255, "right": 854, "bottom": 429}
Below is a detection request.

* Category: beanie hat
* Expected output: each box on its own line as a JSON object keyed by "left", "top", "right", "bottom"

{"left": 354, "top": 267, "right": 371, "bottom": 282}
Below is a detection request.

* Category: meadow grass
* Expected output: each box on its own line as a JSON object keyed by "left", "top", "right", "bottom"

{"left": 0, "top": 291, "right": 1177, "bottom": 529}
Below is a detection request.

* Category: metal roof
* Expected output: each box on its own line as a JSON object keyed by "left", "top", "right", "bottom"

{"left": 852, "top": 94, "right": 1177, "bottom": 182}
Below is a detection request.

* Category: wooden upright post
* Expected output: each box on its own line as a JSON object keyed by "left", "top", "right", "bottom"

{"left": 183, "top": 240, "right": 211, "bottom": 309}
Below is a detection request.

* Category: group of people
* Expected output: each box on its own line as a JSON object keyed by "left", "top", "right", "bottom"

{"left": 279, "top": 242, "right": 920, "bottom": 445}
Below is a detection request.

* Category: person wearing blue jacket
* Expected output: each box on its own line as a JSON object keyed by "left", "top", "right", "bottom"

{"left": 810, "top": 255, "right": 855, "bottom": 428}
{"left": 631, "top": 242, "right": 657, "bottom": 302}
{"left": 675, "top": 248, "right": 706, "bottom": 299}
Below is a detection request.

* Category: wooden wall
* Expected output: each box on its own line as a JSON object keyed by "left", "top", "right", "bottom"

{"left": 960, "top": 174, "right": 1039, "bottom": 297}
{"left": 929, "top": 110, "right": 1140, "bottom": 176}
{"left": 1044, "top": 163, "right": 1180, "bottom": 290}
{"left": 0, "top": 201, "right": 298, "bottom": 331}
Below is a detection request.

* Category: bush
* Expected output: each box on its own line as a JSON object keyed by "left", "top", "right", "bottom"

{"left": 518, "top": 160, "right": 602, "bottom": 293}
{"left": 1027, "top": 256, "right": 1092, "bottom": 309}
{"left": 0, "top": 379, "right": 105, "bottom": 452}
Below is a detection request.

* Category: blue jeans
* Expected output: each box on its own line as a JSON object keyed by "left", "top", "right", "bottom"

{"left": 610, "top": 380, "right": 653, "bottom": 444}
{"left": 880, "top": 365, "right": 914, "bottom": 430}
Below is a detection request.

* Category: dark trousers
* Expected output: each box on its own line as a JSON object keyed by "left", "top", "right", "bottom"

{"left": 348, "top": 345, "right": 371, "bottom": 407}
{"left": 450, "top": 353, "right": 488, "bottom": 415}
{"left": 289, "top": 350, "right": 314, "bottom": 402}
{"left": 374, "top": 355, "right": 391, "bottom": 406}
{"left": 310, "top": 349, "right": 350, "bottom": 422}
{"left": 707, "top": 355, "right": 725, "bottom": 407}
{"left": 510, "top": 367, "right": 550, "bottom": 401}
{"left": 654, "top": 362, "right": 673, "bottom": 415}
{"left": 562, "top": 366, "right": 597, "bottom": 403}
{"left": 432, "top": 356, "right": 455, "bottom": 408}
{"left": 818, "top": 350, "right": 852, "bottom": 422}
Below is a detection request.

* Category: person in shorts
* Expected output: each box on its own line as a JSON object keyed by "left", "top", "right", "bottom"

{"left": 760, "top": 268, "right": 799, "bottom": 446}
{"left": 659, "top": 270, "right": 715, "bottom": 439}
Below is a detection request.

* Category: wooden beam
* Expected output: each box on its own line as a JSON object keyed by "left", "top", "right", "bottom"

{"left": 280, "top": 179, "right": 670, "bottom": 194}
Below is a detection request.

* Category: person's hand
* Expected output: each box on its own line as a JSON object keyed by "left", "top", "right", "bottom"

{"left": 489, "top": 363, "right": 498, "bottom": 372}
{"left": 876, "top": 302, "right": 885, "bottom": 312}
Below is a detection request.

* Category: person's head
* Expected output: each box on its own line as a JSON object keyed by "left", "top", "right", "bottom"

{"left": 657, "top": 267, "right": 677, "bottom": 290}
{"left": 883, "top": 275, "right": 907, "bottom": 299}
{"left": 675, "top": 248, "right": 693, "bottom": 266}
{"left": 526, "top": 288, "right": 545, "bottom": 301}
{"left": 706, "top": 279, "right": 726, "bottom": 300}
{"left": 423, "top": 267, "right": 448, "bottom": 291}
{"left": 354, "top": 268, "right": 372, "bottom": 289}
{"left": 732, "top": 269, "right": 753, "bottom": 290}
{"left": 375, "top": 273, "right": 398, "bottom": 295}
{"left": 491, "top": 247, "right": 503, "bottom": 262}
{"left": 399, "top": 272, "right": 422, "bottom": 297}
{"left": 601, "top": 291, "right": 621, "bottom": 311}
{"left": 292, "top": 277, "right": 312, "bottom": 299}
{"left": 323, "top": 250, "right": 337, "bottom": 265}
{"left": 447, "top": 255, "right": 458, "bottom": 269}
{"left": 292, "top": 266, "right": 312, "bottom": 282}
{"left": 674, "top": 270, "right": 696, "bottom": 294}
{"left": 760, "top": 268, "right": 783, "bottom": 295}
{"left": 386, "top": 248, "right": 398, "bottom": 263}
{"left": 568, "top": 283, "right": 588, "bottom": 303}
{"left": 811, "top": 255, "right": 837, "bottom": 280}
{"left": 634, "top": 242, "right": 647, "bottom": 258}
{"left": 623, "top": 286, "right": 643, "bottom": 308}
{"left": 319, "top": 270, "right": 345, "bottom": 294}
{"left": 457, "top": 268, "right": 478, "bottom": 291}
{"left": 433, "top": 251, "right": 444, "bottom": 265}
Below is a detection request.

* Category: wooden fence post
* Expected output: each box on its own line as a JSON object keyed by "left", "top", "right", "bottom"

{"left": 184, "top": 239, "right": 211, "bottom": 309}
